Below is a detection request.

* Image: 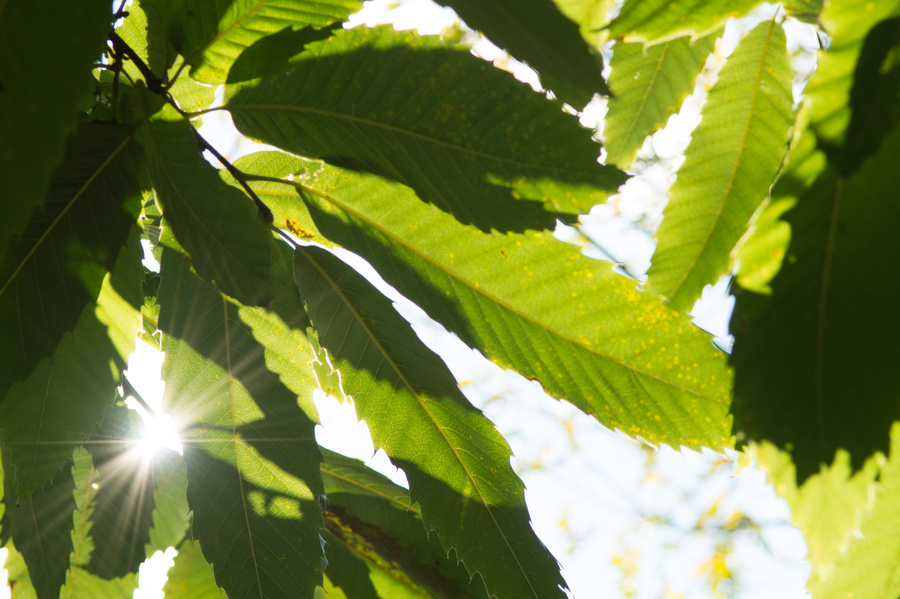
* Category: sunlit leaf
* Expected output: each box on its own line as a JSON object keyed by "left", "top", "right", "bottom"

{"left": 0, "top": 122, "right": 143, "bottom": 407}
{"left": 146, "top": 449, "right": 191, "bottom": 554}
{"left": 731, "top": 121, "right": 900, "bottom": 481}
{"left": 62, "top": 447, "right": 139, "bottom": 598}
{"left": 753, "top": 442, "right": 879, "bottom": 595}
{"left": 82, "top": 406, "right": 154, "bottom": 579}
{"left": 605, "top": 34, "right": 715, "bottom": 168}
{"left": 431, "top": 0, "right": 608, "bottom": 106}
{"left": 783, "top": 0, "right": 823, "bottom": 25}
{"left": 133, "top": 92, "right": 273, "bottom": 306}
{"left": 607, "top": 0, "right": 762, "bottom": 44}
{"left": 3, "top": 450, "right": 76, "bottom": 599}
{"left": 646, "top": 20, "right": 794, "bottom": 312}
{"left": 320, "top": 448, "right": 490, "bottom": 599}
{"left": 169, "top": 0, "right": 362, "bottom": 83}
{"left": 163, "top": 542, "right": 225, "bottom": 599}
{"left": 552, "top": 0, "right": 614, "bottom": 46}
{"left": 295, "top": 244, "right": 569, "bottom": 599}
{"left": 225, "top": 26, "right": 625, "bottom": 232}
{"left": 159, "top": 236, "right": 326, "bottom": 599}
{"left": 0, "top": 0, "right": 111, "bottom": 263}
{"left": 806, "top": 0, "right": 900, "bottom": 149}
{"left": 291, "top": 162, "right": 732, "bottom": 450}
{"left": 816, "top": 423, "right": 900, "bottom": 598}
{"left": 0, "top": 232, "right": 143, "bottom": 499}
{"left": 732, "top": 197, "right": 794, "bottom": 294}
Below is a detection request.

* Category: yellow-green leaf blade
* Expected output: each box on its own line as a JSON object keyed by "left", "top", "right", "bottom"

{"left": 294, "top": 246, "right": 567, "bottom": 599}
{"left": 605, "top": 35, "right": 715, "bottom": 169}
{"left": 607, "top": 0, "right": 762, "bottom": 44}
{"left": 0, "top": 0, "right": 111, "bottom": 262}
{"left": 646, "top": 20, "right": 794, "bottom": 312}
{"left": 289, "top": 160, "right": 731, "bottom": 450}
{"left": 225, "top": 26, "right": 625, "bottom": 232}
{"left": 134, "top": 94, "right": 273, "bottom": 306}
{"left": 159, "top": 237, "right": 326, "bottom": 599}
{"left": 170, "top": 0, "right": 362, "bottom": 84}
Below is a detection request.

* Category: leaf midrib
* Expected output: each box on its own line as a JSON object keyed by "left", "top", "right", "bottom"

{"left": 0, "top": 135, "right": 131, "bottom": 300}
{"left": 221, "top": 103, "right": 600, "bottom": 180}
{"left": 221, "top": 294, "right": 264, "bottom": 595}
{"left": 815, "top": 176, "right": 845, "bottom": 462}
{"left": 665, "top": 17, "right": 779, "bottom": 303}
{"left": 611, "top": 41, "right": 670, "bottom": 162}
{"left": 301, "top": 246, "right": 541, "bottom": 598}
{"left": 303, "top": 183, "right": 727, "bottom": 407}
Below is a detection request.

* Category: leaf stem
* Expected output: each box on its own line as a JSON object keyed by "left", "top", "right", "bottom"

{"left": 109, "top": 32, "right": 275, "bottom": 224}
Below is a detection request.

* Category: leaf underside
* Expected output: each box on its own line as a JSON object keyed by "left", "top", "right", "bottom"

{"left": 646, "top": 20, "right": 794, "bottom": 312}
{"left": 294, "top": 245, "right": 567, "bottom": 599}
{"left": 225, "top": 26, "right": 624, "bottom": 233}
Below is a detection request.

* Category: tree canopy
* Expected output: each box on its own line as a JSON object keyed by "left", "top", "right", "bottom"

{"left": 1, "top": 0, "right": 899, "bottom": 597}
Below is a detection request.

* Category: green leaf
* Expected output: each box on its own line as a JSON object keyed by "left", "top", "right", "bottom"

{"left": 295, "top": 244, "right": 568, "bottom": 599}
{"left": 731, "top": 121, "right": 900, "bottom": 482}
{"left": 320, "top": 448, "right": 490, "bottom": 599}
{"left": 0, "top": 123, "right": 143, "bottom": 407}
{"left": 805, "top": 0, "right": 900, "bottom": 148}
{"left": 146, "top": 449, "right": 191, "bottom": 555}
{"left": 606, "top": 0, "right": 762, "bottom": 44}
{"left": 0, "top": 0, "right": 111, "bottom": 262}
{"left": 815, "top": 423, "right": 900, "bottom": 598}
{"left": 732, "top": 197, "right": 794, "bottom": 294}
{"left": 158, "top": 238, "right": 326, "bottom": 599}
{"left": 133, "top": 92, "right": 273, "bottom": 306}
{"left": 169, "top": 0, "right": 363, "bottom": 84}
{"left": 605, "top": 35, "right": 715, "bottom": 169}
{"left": 753, "top": 442, "right": 879, "bottom": 595}
{"left": 294, "top": 163, "right": 732, "bottom": 450}
{"left": 116, "top": 0, "right": 178, "bottom": 80}
{"left": 225, "top": 26, "right": 625, "bottom": 232}
{"left": 552, "top": 0, "right": 614, "bottom": 46}
{"left": 82, "top": 406, "right": 155, "bottom": 579}
{"left": 833, "top": 16, "right": 900, "bottom": 173}
{"left": 3, "top": 450, "right": 76, "bottom": 599}
{"left": 62, "top": 447, "right": 139, "bottom": 599}
{"left": 232, "top": 236, "right": 324, "bottom": 420}
{"left": 646, "top": 20, "right": 794, "bottom": 312}
{"left": 0, "top": 231, "right": 143, "bottom": 499}
{"left": 431, "top": 0, "right": 608, "bottom": 106}
{"left": 783, "top": 0, "right": 823, "bottom": 25}
{"left": 3, "top": 541, "right": 38, "bottom": 599}
{"left": 163, "top": 542, "right": 225, "bottom": 598}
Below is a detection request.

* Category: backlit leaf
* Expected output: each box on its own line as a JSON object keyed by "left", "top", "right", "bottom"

{"left": 225, "top": 26, "right": 625, "bottom": 232}
{"left": 3, "top": 450, "right": 76, "bottom": 599}
{"left": 0, "top": 0, "right": 111, "bottom": 262}
{"left": 607, "top": 0, "right": 762, "bottom": 44}
{"left": 431, "top": 0, "right": 609, "bottom": 106}
{"left": 320, "top": 448, "right": 490, "bottom": 599}
{"left": 0, "top": 231, "right": 143, "bottom": 499}
{"left": 292, "top": 162, "right": 732, "bottom": 450}
{"left": 0, "top": 123, "right": 143, "bottom": 408}
{"left": 169, "top": 0, "right": 362, "bottom": 84}
{"left": 646, "top": 20, "right": 794, "bottom": 312}
{"left": 731, "top": 122, "right": 900, "bottom": 481}
{"left": 61, "top": 447, "right": 140, "bottom": 598}
{"left": 295, "top": 243, "right": 569, "bottom": 599}
{"left": 159, "top": 236, "right": 325, "bottom": 599}
{"left": 805, "top": 0, "right": 900, "bottom": 149}
{"left": 753, "top": 442, "right": 879, "bottom": 595}
{"left": 605, "top": 35, "right": 715, "bottom": 168}
{"left": 133, "top": 92, "right": 273, "bottom": 306}
{"left": 163, "top": 542, "right": 225, "bottom": 599}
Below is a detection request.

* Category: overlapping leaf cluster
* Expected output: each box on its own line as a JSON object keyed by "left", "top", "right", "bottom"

{"left": 0, "top": 0, "right": 898, "bottom": 597}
